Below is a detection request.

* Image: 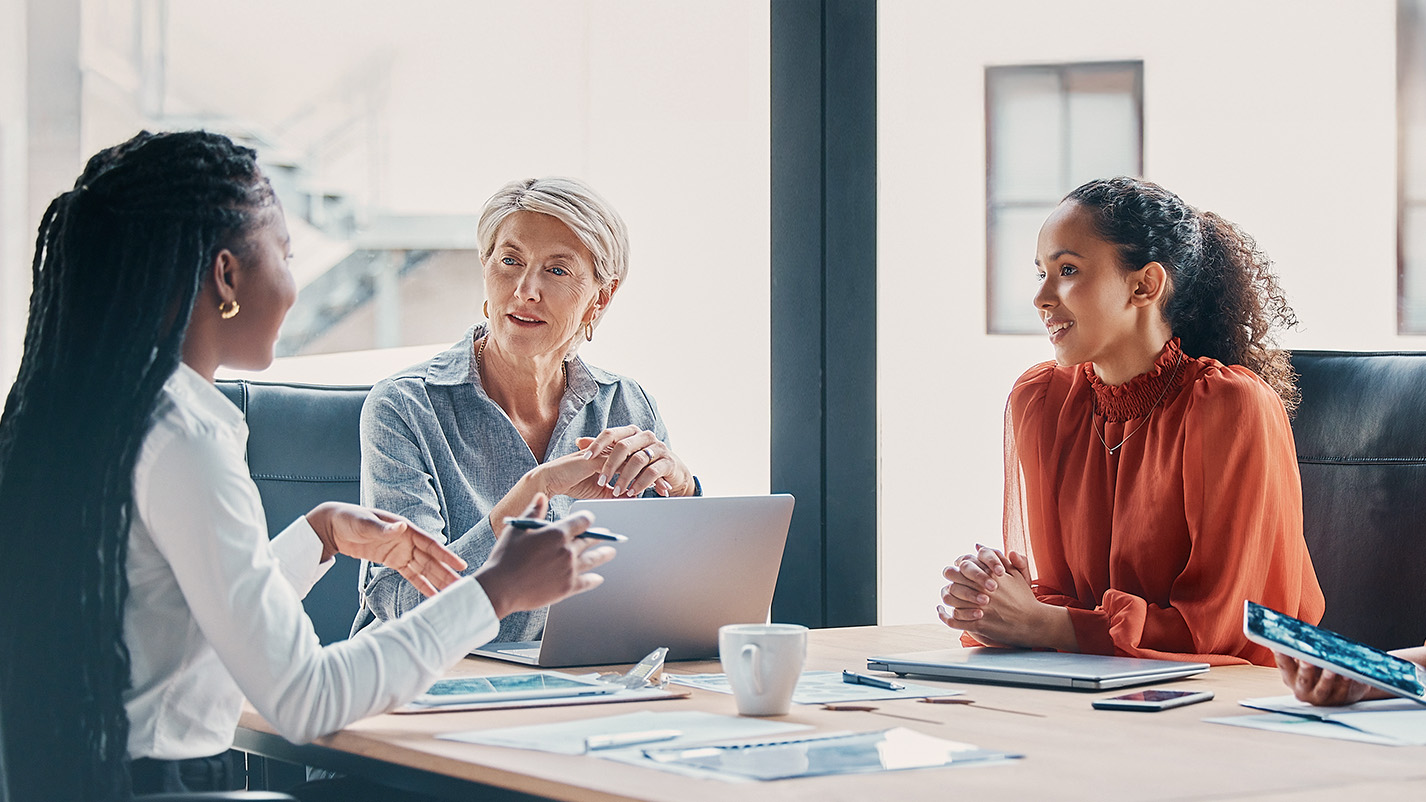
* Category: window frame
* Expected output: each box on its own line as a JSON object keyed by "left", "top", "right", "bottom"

{"left": 1399, "top": 0, "right": 1426, "bottom": 332}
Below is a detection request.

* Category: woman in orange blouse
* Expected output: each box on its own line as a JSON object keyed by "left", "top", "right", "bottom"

{"left": 940, "top": 177, "right": 1324, "bottom": 666}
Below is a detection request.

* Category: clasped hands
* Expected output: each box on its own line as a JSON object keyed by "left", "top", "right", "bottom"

{"left": 536, "top": 425, "right": 696, "bottom": 500}
{"left": 939, "top": 544, "right": 1075, "bottom": 651}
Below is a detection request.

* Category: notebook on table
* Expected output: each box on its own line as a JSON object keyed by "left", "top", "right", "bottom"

{"left": 472, "top": 494, "right": 795, "bottom": 668}
{"left": 866, "top": 648, "right": 1210, "bottom": 690}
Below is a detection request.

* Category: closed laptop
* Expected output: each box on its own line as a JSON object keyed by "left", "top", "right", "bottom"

{"left": 867, "top": 648, "right": 1209, "bottom": 690}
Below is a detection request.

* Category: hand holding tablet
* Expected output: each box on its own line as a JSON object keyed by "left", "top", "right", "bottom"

{"left": 1244, "top": 600, "right": 1426, "bottom": 706}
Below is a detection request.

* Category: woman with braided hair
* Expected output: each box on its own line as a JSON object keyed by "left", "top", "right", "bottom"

{"left": 940, "top": 177, "right": 1324, "bottom": 666}
{"left": 0, "top": 130, "right": 615, "bottom": 801}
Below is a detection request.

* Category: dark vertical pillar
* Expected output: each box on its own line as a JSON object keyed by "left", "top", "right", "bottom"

{"left": 770, "top": 0, "right": 876, "bottom": 627}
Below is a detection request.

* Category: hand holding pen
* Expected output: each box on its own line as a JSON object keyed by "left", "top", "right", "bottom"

{"left": 506, "top": 517, "right": 628, "bottom": 542}
{"left": 473, "top": 494, "right": 617, "bottom": 619}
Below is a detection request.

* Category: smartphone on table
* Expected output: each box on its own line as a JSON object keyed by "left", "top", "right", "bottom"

{"left": 1092, "top": 688, "right": 1215, "bottom": 711}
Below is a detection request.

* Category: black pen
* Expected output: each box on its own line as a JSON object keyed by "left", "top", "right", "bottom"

{"left": 842, "top": 670, "right": 905, "bottom": 691}
{"left": 505, "top": 517, "right": 628, "bottom": 541}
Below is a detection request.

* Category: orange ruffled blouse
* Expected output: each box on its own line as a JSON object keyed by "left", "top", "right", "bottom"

{"left": 965, "top": 339, "right": 1324, "bottom": 666}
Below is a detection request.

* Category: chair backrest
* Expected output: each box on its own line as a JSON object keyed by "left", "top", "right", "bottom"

{"left": 1290, "top": 350, "right": 1426, "bottom": 651}
{"left": 216, "top": 380, "right": 370, "bottom": 645}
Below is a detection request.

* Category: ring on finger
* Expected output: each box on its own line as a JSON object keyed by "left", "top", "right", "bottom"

{"left": 641, "top": 448, "right": 654, "bottom": 460}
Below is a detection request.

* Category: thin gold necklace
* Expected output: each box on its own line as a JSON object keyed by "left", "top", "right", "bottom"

{"left": 1093, "top": 349, "right": 1185, "bottom": 455}
{"left": 475, "top": 335, "right": 568, "bottom": 389}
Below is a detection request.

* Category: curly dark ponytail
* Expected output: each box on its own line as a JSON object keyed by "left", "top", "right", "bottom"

{"left": 1064, "top": 177, "right": 1299, "bottom": 414}
{"left": 0, "top": 130, "right": 274, "bottom": 801}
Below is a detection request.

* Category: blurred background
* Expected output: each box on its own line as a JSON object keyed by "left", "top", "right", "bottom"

{"left": 2, "top": 0, "right": 1422, "bottom": 625}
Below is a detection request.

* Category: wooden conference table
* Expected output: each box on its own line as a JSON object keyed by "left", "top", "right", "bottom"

{"left": 235, "top": 624, "right": 1426, "bottom": 801}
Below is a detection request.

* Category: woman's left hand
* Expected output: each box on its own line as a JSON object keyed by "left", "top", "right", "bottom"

{"left": 941, "top": 551, "right": 1077, "bottom": 651}
{"left": 578, "top": 426, "right": 696, "bottom": 498}
{"left": 306, "top": 501, "right": 467, "bottom": 597}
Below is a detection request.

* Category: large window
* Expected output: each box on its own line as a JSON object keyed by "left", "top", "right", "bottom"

{"left": 9, "top": 0, "right": 771, "bottom": 498}
{"left": 985, "top": 62, "right": 1143, "bottom": 334}
{"left": 1401, "top": 0, "right": 1426, "bottom": 331}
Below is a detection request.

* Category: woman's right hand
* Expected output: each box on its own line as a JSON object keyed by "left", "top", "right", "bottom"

{"left": 472, "top": 494, "right": 616, "bottom": 620}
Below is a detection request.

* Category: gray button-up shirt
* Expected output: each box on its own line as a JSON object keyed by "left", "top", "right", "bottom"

{"left": 352, "top": 324, "right": 684, "bottom": 643}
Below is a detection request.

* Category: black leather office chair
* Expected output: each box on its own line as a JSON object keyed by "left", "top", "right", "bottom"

{"left": 216, "top": 380, "right": 371, "bottom": 645}
{"left": 1290, "top": 350, "right": 1426, "bottom": 651}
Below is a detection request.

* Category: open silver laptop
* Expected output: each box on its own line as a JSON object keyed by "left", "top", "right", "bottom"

{"left": 867, "top": 648, "right": 1209, "bottom": 690}
{"left": 472, "top": 494, "right": 795, "bottom": 668}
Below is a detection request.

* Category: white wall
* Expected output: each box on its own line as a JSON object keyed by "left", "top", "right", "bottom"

{"left": 878, "top": 0, "right": 1406, "bottom": 625}
{"left": 205, "top": 1, "right": 772, "bottom": 496}
{"left": 0, "top": 0, "right": 26, "bottom": 386}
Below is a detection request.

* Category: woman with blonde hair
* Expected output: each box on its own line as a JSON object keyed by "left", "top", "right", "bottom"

{"left": 354, "top": 177, "right": 697, "bottom": 640}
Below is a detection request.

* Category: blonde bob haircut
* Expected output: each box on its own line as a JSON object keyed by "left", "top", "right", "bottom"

{"left": 477, "top": 177, "right": 630, "bottom": 312}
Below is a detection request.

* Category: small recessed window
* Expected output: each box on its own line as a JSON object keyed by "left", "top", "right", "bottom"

{"left": 985, "top": 62, "right": 1144, "bottom": 334}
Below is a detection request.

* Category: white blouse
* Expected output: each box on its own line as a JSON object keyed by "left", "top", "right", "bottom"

{"left": 123, "top": 363, "right": 499, "bottom": 760}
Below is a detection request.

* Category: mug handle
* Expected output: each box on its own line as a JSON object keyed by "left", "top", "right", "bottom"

{"left": 740, "top": 643, "right": 763, "bottom": 695}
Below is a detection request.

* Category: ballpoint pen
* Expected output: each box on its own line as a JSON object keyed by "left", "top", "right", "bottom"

{"left": 842, "top": 669, "right": 905, "bottom": 691}
{"left": 505, "top": 517, "right": 628, "bottom": 541}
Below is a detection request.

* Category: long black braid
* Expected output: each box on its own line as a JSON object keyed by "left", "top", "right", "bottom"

{"left": 0, "top": 130, "right": 274, "bottom": 801}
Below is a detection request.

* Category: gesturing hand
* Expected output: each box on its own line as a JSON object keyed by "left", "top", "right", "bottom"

{"left": 474, "top": 493, "right": 617, "bottom": 620}
{"left": 306, "top": 502, "right": 466, "bottom": 597}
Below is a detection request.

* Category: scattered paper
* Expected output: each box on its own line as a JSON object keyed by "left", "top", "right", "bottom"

{"left": 667, "top": 670, "right": 961, "bottom": 704}
{"left": 635, "top": 726, "right": 1020, "bottom": 781}
{"left": 439, "top": 710, "right": 810, "bottom": 756}
{"left": 1205, "top": 694, "right": 1426, "bottom": 746}
{"left": 1206, "top": 714, "right": 1411, "bottom": 746}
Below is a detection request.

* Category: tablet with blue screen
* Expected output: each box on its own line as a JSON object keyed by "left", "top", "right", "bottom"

{"left": 1243, "top": 601, "right": 1426, "bottom": 706}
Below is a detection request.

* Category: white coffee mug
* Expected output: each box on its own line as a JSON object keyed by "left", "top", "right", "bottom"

{"left": 718, "top": 623, "right": 808, "bottom": 716}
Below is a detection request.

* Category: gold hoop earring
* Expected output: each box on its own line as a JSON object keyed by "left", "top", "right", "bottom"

{"left": 483, "top": 300, "right": 489, "bottom": 319}
{"left": 584, "top": 322, "right": 594, "bottom": 342}
{"left": 219, "top": 300, "right": 240, "bottom": 320}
